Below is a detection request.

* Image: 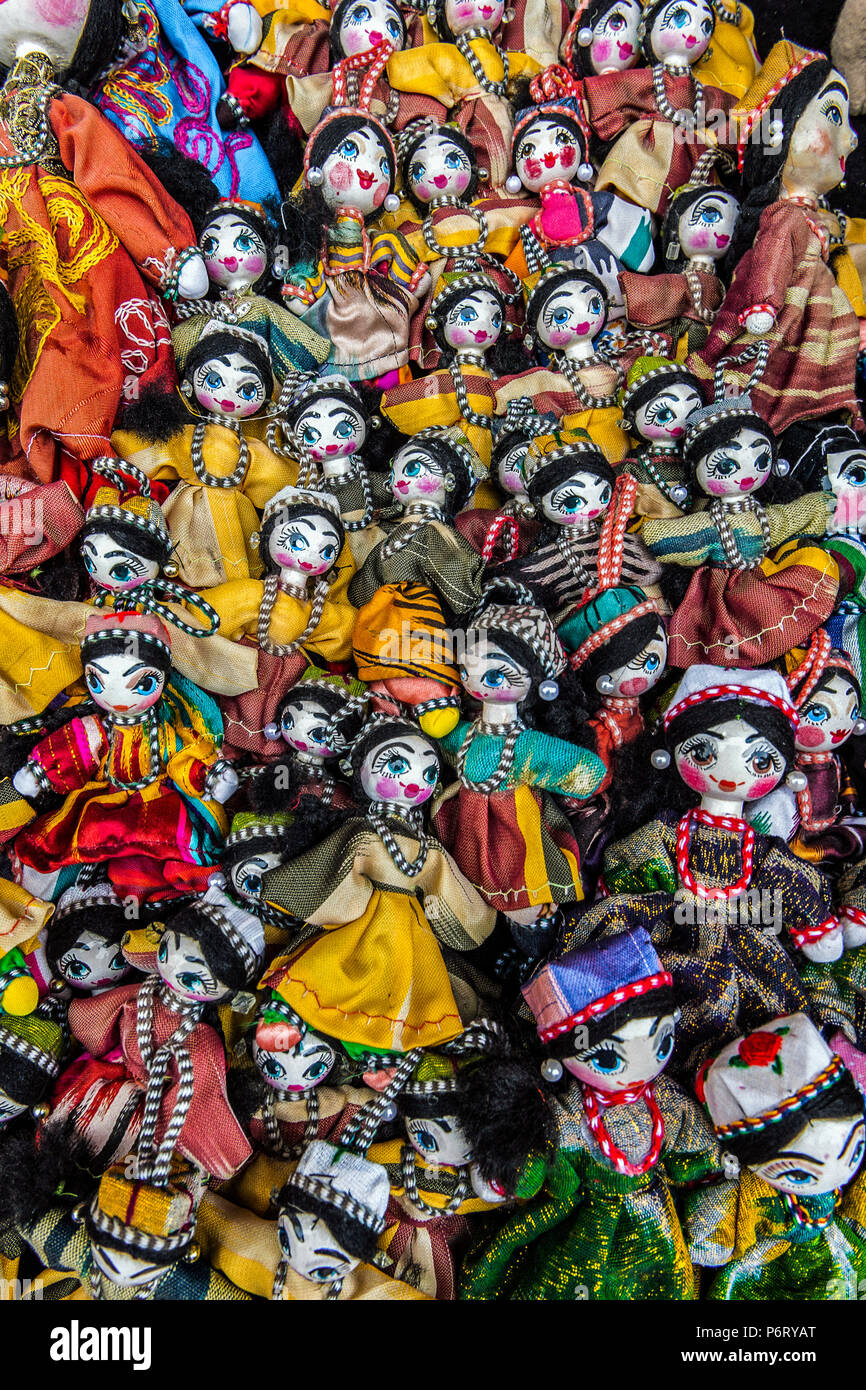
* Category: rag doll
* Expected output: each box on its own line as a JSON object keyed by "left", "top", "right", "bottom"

{"left": 689, "top": 42, "right": 864, "bottom": 434}
{"left": 459, "top": 926, "right": 721, "bottom": 1300}
{"left": 41, "top": 880, "right": 135, "bottom": 997}
{"left": 692, "top": 1015, "right": 866, "bottom": 1301}
{"left": 453, "top": 406, "right": 542, "bottom": 562}
{"left": 618, "top": 355, "right": 704, "bottom": 516}
{"left": 259, "top": 714, "right": 497, "bottom": 1054}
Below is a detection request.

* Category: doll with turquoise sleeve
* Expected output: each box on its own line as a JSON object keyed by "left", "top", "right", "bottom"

{"left": 431, "top": 592, "right": 607, "bottom": 941}
{"left": 689, "top": 1014, "right": 866, "bottom": 1301}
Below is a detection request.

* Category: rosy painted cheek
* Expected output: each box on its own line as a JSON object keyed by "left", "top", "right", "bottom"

{"left": 342, "top": 440, "right": 359, "bottom": 454}
{"left": 196, "top": 390, "right": 216, "bottom": 412}
{"left": 559, "top": 146, "right": 576, "bottom": 170}
{"left": 372, "top": 182, "right": 388, "bottom": 208}
{"left": 453, "top": 169, "right": 471, "bottom": 193}
{"left": 641, "top": 422, "right": 671, "bottom": 441}
{"left": 417, "top": 476, "right": 443, "bottom": 494}
{"left": 374, "top": 776, "right": 401, "bottom": 798}
{"left": 244, "top": 255, "right": 265, "bottom": 276}
{"left": 545, "top": 328, "right": 575, "bottom": 347}
{"left": 704, "top": 478, "right": 732, "bottom": 495}
{"left": 678, "top": 762, "right": 709, "bottom": 793}
{"left": 112, "top": 577, "right": 143, "bottom": 592}
{"left": 687, "top": 229, "right": 711, "bottom": 250}
{"left": 592, "top": 37, "right": 612, "bottom": 60}
{"left": 327, "top": 161, "right": 353, "bottom": 193}
{"left": 342, "top": 29, "right": 367, "bottom": 53}
{"left": 447, "top": 325, "right": 475, "bottom": 346}
{"left": 522, "top": 157, "right": 542, "bottom": 180}
{"left": 618, "top": 675, "right": 649, "bottom": 696}
{"left": 746, "top": 774, "right": 781, "bottom": 798}
{"left": 797, "top": 725, "right": 826, "bottom": 748}
{"left": 414, "top": 179, "right": 432, "bottom": 199}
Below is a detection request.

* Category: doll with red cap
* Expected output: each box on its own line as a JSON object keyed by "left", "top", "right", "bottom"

{"left": 459, "top": 926, "right": 720, "bottom": 1300}
{"left": 558, "top": 665, "right": 855, "bottom": 1079}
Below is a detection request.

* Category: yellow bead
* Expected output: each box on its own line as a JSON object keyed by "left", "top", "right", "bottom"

{"left": 2, "top": 974, "right": 38, "bottom": 1017}
{"left": 418, "top": 708, "right": 460, "bottom": 738}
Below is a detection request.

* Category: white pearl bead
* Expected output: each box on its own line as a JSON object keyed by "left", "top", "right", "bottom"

{"left": 541, "top": 1058, "right": 564, "bottom": 1082}
{"left": 263, "top": 723, "right": 281, "bottom": 740}
{"left": 651, "top": 749, "right": 671, "bottom": 769}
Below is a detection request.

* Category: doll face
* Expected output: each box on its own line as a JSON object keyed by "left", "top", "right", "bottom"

{"left": 91, "top": 1243, "right": 169, "bottom": 1290}
{"left": 359, "top": 734, "right": 439, "bottom": 807}
{"left": 320, "top": 127, "right": 393, "bottom": 216}
{"left": 749, "top": 1114, "right": 866, "bottom": 1196}
{"left": 459, "top": 638, "right": 533, "bottom": 705}
{"left": 443, "top": 0, "right": 505, "bottom": 36}
{"left": 496, "top": 443, "right": 529, "bottom": 495}
{"left": 534, "top": 280, "right": 606, "bottom": 353}
{"left": 783, "top": 73, "right": 857, "bottom": 200}
{"left": 827, "top": 444, "right": 866, "bottom": 530}
{"left": 633, "top": 384, "right": 702, "bottom": 445}
{"left": 390, "top": 445, "right": 449, "bottom": 506}
{"left": 693, "top": 427, "right": 774, "bottom": 499}
{"left": 57, "top": 930, "right": 130, "bottom": 991}
{"left": 191, "top": 351, "right": 267, "bottom": 420}
{"left": 267, "top": 512, "right": 343, "bottom": 575}
{"left": 407, "top": 133, "right": 474, "bottom": 203}
{"left": 280, "top": 698, "right": 338, "bottom": 757}
{"left": 230, "top": 851, "right": 284, "bottom": 900}
{"left": 648, "top": 0, "right": 714, "bottom": 66}
{"left": 199, "top": 213, "right": 268, "bottom": 293}
{"left": 673, "top": 716, "right": 787, "bottom": 803}
{"left": 514, "top": 117, "right": 583, "bottom": 194}
{"left": 564, "top": 1010, "right": 678, "bottom": 1092}
{"left": 796, "top": 674, "right": 859, "bottom": 753}
{"left": 251, "top": 1032, "right": 337, "bottom": 1092}
{"left": 336, "top": 0, "right": 404, "bottom": 55}
{"left": 587, "top": 0, "right": 642, "bottom": 73}
{"left": 0, "top": 1088, "right": 27, "bottom": 1123}
{"left": 82, "top": 533, "right": 161, "bottom": 592}
{"left": 83, "top": 651, "right": 166, "bottom": 717}
{"left": 0, "top": 0, "right": 89, "bottom": 69}
{"left": 405, "top": 1111, "right": 473, "bottom": 1166}
{"left": 278, "top": 1209, "right": 359, "bottom": 1285}
{"left": 677, "top": 191, "right": 739, "bottom": 261}
{"left": 539, "top": 469, "right": 612, "bottom": 525}
{"left": 441, "top": 289, "right": 503, "bottom": 353}
{"left": 599, "top": 625, "right": 667, "bottom": 698}
{"left": 156, "top": 929, "right": 233, "bottom": 1003}
{"left": 294, "top": 399, "right": 367, "bottom": 462}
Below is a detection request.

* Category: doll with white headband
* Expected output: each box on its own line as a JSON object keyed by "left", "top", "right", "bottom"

{"left": 558, "top": 666, "right": 855, "bottom": 1079}
{"left": 690, "top": 1015, "right": 866, "bottom": 1300}
{"left": 459, "top": 927, "right": 721, "bottom": 1300}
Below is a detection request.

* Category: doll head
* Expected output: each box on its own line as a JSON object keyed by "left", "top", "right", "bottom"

{"left": 621, "top": 358, "right": 703, "bottom": 450}
{"left": 348, "top": 716, "right": 441, "bottom": 810}
{"left": 662, "top": 184, "right": 740, "bottom": 271}
{"left": 259, "top": 486, "right": 345, "bottom": 579}
{"left": 663, "top": 665, "right": 798, "bottom": 812}
{"left": 46, "top": 883, "right": 133, "bottom": 992}
{"left": 82, "top": 484, "right": 173, "bottom": 593}
{"left": 810, "top": 424, "right": 866, "bottom": 532}
{"left": 510, "top": 106, "right": 593, "bottom": 194}
{"left": 156, "top": 889, "right": 265, "bottom": 1004}
{"left": 460, "top": 601, "right": 566, "bottom": 709}
{"left": 563, "top": 0, "right": 642, "bottom": 76}
{"left": 683, "top": 400, "right": 777, "bottom": 500}
{"left": 180, "top": 327, "right": 274, "bottom": 422}
{"left": 638, "top": 0, "right": 715, "bottom": 68}
{"left": 0, "top": 0, "right": 126, "bottom": 81}
{"left": 427, "top": 270, "right": 505, "bottom": 360}
{"left": 330, "top": 0, "right": 407, "bottom": 59}
{"left": 220, "top": 814, "right": 291, "bottom": 901}
{"left": 524, "top": 429, "right": 615, "bottom": 527}
{"left": 80, "top": 613, "right": 172, "bottom": 719}
{"left": 787, "top": 636, "right": 861, "bottom": 756}
{"left": 198, "top": 203, "right": 275, "bottom": 295}
{"left": 526, "top": 266, "right": 608, "bottom": 360}
{"left": 0, "top": 967, "right": 65, "bottom": 1122}
{"left": 275, "top": 1141, "right": 389, "bottom": 1290}
{"left": 524, "top": 927, "right": 678, "bottom": 1093}
{"left": 429, "top": 0, "right": 505, "bottom": 41}
{"left": 271, "top": 669, "right": 368, "bottom": 760}
{"left": 702, "top": 1016, "right": 866, "bottom": 1197}
{"left": 567, "top": 586, "right": 667, "bottom": 704}
{"left": 400, "top": 123, "right": 479, "bottom": 210}
{"left": 388, "top": 427, "right": 478, "bottom": 516}
{"left": 304, "top": 111, "right": 397, "bottom": 219}
{"left": 86, "top": 1161, "right": 205, "bottom": 1290}
{"left": 399, "top": 1058, "right": 474, "bottom": 1167}
{"left": 286, "top": 376, "right": 371, "bottom": 467}
{"left": 491, "top": 424, "right": 534, "bottom": 500}
{"left": 251, "top": 994, "right": 340, "bottom": 1094}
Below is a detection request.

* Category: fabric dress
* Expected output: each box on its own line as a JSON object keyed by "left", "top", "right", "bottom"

{"left": 431, "top": 721, "right": 607, "bottom": 914}
{"left": 259, "top": 814, "right": 496, "bottom": 1052}
{"left": 459, "top": 1075, "right": 719, "bottom": 1300}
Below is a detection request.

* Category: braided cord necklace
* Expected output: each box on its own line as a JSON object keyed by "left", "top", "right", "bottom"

{"left": 191, "top": 417, "right": 250, "bottom": 489}
{"left": 447, "top": 357, "right": 492, "bottom": 429}
{"left": 582, "top": 1082, "right": 665, "bottom": 1177}
{"left": 367, "top": 802, "right": 430, "bottom": 877}
{"left": 651, "top": 62, "right": 705, "bottom": 129}
{"left": 709, "top": 495, "right": 772, "bottom": 571}
{"left": 257, "top": 572, "right": 329, "bottom": 658}
{"left": 105, "top": 711, "right": 162, "bottom": 792}
{"left": 262, "top": 1086, "right": 321, "bottom": 1157}
{"left": 422, "top": 196, "right": 489, "bottom": 259}
{"left": 400, "top": 1144, "right": 469, "bottom": 1216}
{"left": 557, "top": 351, "right": 623, "bottom": 410}
{"left": 457, "top": 717, "right": 524, "bottom": 793}
{"left": 456, "top": 30, "right": 509, "bottom": 96}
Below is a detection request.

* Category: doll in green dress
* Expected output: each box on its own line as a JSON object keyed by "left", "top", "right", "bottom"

{"left": 458, "top": 926, "right": 720, "bottom": 1300}
{"left": 690, "top": 1014, "right": 866, "bottom": 1301}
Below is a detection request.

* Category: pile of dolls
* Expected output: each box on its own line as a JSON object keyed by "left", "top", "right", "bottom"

{"left": 2, "top": 0, "right": 866, "bottom": 1304}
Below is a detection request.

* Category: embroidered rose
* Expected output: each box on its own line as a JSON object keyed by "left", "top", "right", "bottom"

{"left": 730, "top": 1029, "right": 786, "bottom": 1073}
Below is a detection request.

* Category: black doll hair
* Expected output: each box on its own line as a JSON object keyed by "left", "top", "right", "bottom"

{"left": 525, "top": 266, "right": 610, "bottom": 343}
{"left": 466, "top": 620, "right": 591, "bottom": 737}
{"left": 546, "top": 984, "right": 678, "bottom": 1057}
{"left": 563, "top": 0, "right": 639, "bottom": 77}
{"left": 132, "top": 140, "right": 221, "bottom": 233}
{"left": 44, "top": 904, "right": 131, "bottom": 980}
{"left": 80, "top": 631, "right": 173, "bottom": 680}
{"left": 718, "top": 1072, "right": 865, "bottom": 1169}
{"left": 116, "top": 381, "right": 191, "bottom": 441}
{"left": 577, "top": 611, "right": 668, "bottom": 715}
{"left": 683, "top": 410, "right": 777, "bottom": 481}
{"left": 621, "top": 366, "right": 702, "bottom": 431}
{"left": 393, "top": 434, "right": 476, "bottom": 516}
{"left": 275, "top": 1180, "right": 379, "bottom": 1263}
{"left": 261, "top": 109, "right": 306, "bottom": 205}
{"left": 778, "top": 417, "right": 866, "bottom": 495}
{"left": 182, "top": 331, "right": 275, "bottom": 405}
{"left": 221, "top": 828, "right": 290, "bottom": 881}
{"left": 198, "top": 202, "right": 280, "bottom": 292}
{"left": 639, "top": 0, "right": 715, "bottom": 65}
{"left": 84, "top": 1212, "right": 191, "bottom": 1267}
{"left": 660, "top": 184, "right": 739, "bottom": 275}
{"left": 0, "top": 1114, "right": 98, "bottom": 1230}
{"left": 329, "top": 0, "right": 407, "bottom": 60}
{"left": 66, "top": 0, "right": 127, "bottom": 87}
{"left": 347, "top": 718, "right": 441, "bottom": 807}
{"left": 806, "top": 661, "right": 862, "bottom": 707}
{"left": 81, "top": 514, "right": 172, "bottom": 571}
{"left": 285, "top": 382, "right": 372, "bottom": 442}
{"left": 452, "top": 1055, "right": 557, "bottom": 1193}
{"left": 0, "top": 282, "right": 19, "bottom": 386}
{"left": 400, "top": 124, "right": 480, "bottom": 213}
{"left": 729, "top": 58, "right": 833, "bottom": 268}
{"left": 159, "top": 903, "right": 254, "bottom": 993}
{"left": 511, "top": 107, "right": 590, "bottom": 167}
{"left": 257, "top": 501, "right": 346, "bottom": 577}
{"left": 665, "top": 695, "right": 797, "bottom": 768}
{"left": 0, "top": 1048, "right": 54, "bottom": 1108}
{"left": 525, "top": 448, "right": 615, "bottom": 509}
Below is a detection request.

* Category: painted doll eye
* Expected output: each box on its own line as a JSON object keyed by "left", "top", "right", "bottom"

{"left": 410, "top": 1126, "right": 438, "bottom": 1152}
{"left": 748, "top": 747, "right": 780, "bottom": 776}
{"left": 278, "top": 1225, "right": 292, "bottom": 1255}
{"left": 305, "top": 1058, "right": 331, "bottom": 1080}
{"left": 201, "top": 234, "right": 218, "bottom": 257}
{"left": 701, "top": 15, "right": 712, "bottom": 33}
{"left": 709, "top": 456, "right": 738, "bottom": 477}
{"left": 823, "top": 102, "right": 843, "bottom": 126}
{"left": 841, "top": 463, "right": 866, "bottom": 487}
{"left": 235, "top": 233, "right": 256, "bottom": 252}
{"left": 423, "top": 764, "right": 438, "bottom": 785}
{"left": 158, "top": 938, "right": 168, "bottom": 962}
{"left": 518, "top": 141, "right": 535, "bottom": 160}
{"left": 178, "top": 971, "right": 205, "bottom": 992}
{"left": 607, "top": 12, "right": 626, "bottom": 28}
{"left": 444, "top": 151, "right": 464, "bottom": 169}
{"left": 697, "top": 205, "right": 721, "bottom": 224}
{"left": 403, "top": 460, "right": 421, "bottom": 476}
{"left": 680, "top": 737, "right": 716, "bottom": 767}
{"left": 351, "top": 3, "right": 372, "bottom": 18}
{"left": 851, "top": 1139, "right": 865, "bottom": 1167}
{"left": 599, "top": 486, "right": 612, "bottom": 506}
{"left": 262, "top": 1055, "right": 287, "bottom": 1080}
{"left": 310, "top": 1265, "right": 340, "bottom": 1283}
{"left": 335, "top": 419, "right": 355, "bottom": 439}
{"left": 301, "top": 425, "right": 320, "bottom": 445}
{"left": 337, "top": 138, "right": 359, "bottom": 159}
{"left": 754, "top": 452, "right": 772, "bottom": 471}
{"left": 238, "top": 381, "right": 261, "bottom": 402}
{"left": 584, "top": 1046, "right": 624, "bottom": 1074}
{"left": 204, "top": 371, "right": 223, "bottom": 390}
{"left": 239, "top": 871, "right": 261, "bottom": 894}
{"left": 588, "top": 296, "right": 603, "bottom": 316}
{"left": 803, "top": 702, "right": 830, "bottom": 724}
{"left": 387, "top": 18, "right": 402, "bottom": 37}
{"left": 558, "top": 492, "right": 585, "bottom": 513}
{"left": 61, "top": 956, "right": 90, "bottom": 981}
{"left": 778, "top": 1168, "right": 817, "bottom": 1187}
{"left": 135, "top": 674, "right": 160, "bottom": 698}
{"left": 481, "top": 667, "right": 508, "bottom": 688}
{"left": 110, "top": 562, "right": 136, "bottom": 583}
{"left": 319, "top": 544, "right": 337, "bottom": 563}
{"left": 109, "top": 952, "right": 127, "bottom": 973}
{"left": 651, "top": 406, "right": 675, "bottom": 425}
{"left": 385, "top": 754, "right": 409, "bottom": 775}
{"left": 456, "top": 306, "right": 478, "bottom": 323}
{"left": 642, "top": 653, "right": 661, "bottom": 673}
{"left": 669, "top": 6, "right": 690, "bottom": 27}
{"left": 85, "top": 671, "right": 104, "bottom": 695}
{"left": 655, "top": 1032, "right": 674, "bottom": 1062}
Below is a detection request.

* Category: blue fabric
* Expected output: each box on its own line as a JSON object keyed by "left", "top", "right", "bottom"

{"left": 530, "top": 925, "right": 663, "bottom": 1021}
{"left": 90, "top": 0, "right": 279, "bottom": 204}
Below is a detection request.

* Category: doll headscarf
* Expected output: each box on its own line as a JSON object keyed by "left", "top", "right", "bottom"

{"left": 523, "top": 925, "right": 672, "bottom": 1044}
{"left": 663, "top": 664, "right": 799, "bottom": 733}
{"left": 732, "top": 41, "right": 825, "bottom": 173}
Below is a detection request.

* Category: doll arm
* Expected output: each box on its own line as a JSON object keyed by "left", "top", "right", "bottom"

{"left": 261, "top": 821, "right": 375, "bottom": 923}
{"left": 423, "top": 527, "right": 486, "bottom": 616}
{"left": 19, "top": 716, "right": 107, "bottom": 796}
{"left": 19, "top": 1206, "right": 91, "bottom": 1280}
{"left": 731, "top": 204, "right": 799, "bottom": 332}
{"left": 181, "top": 1027, "right": 253, "bottom": 1179}
{"left": 50, "top": 95, "right": 206, "bottom": 300}
{"left": 419, "top": 845, "right": 497, "bottom": 950}
{"left": 68, "top": 983, "right": 140, "bottom": 1058}
{"left": 601, "top": 819, "right": 679, "bottom": 895}
{"left": 639, "top": 511, "right": 717, "bottom": 566}
{"left": 765, "top": 492, "right": 836, "bottom": 546}
{"left": 761, "top": 844, "right": 844, "bottom": 961}
{"left": 682, "top": 1179, "right": 739, "bottom": 1267}
{"left": 511, "top": 729, "right": 607, "bottom": 800}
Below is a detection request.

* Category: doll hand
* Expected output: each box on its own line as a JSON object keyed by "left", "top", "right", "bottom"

{"left": 206, "top": 762, "right": 240, "bottom": 804}
{"left": 177, "top": 254, "right": 210, "bottom": 300}
{"left": 801, "top": 924, "right": 845, "bottom": 963}
{"left": 227, "top": 3, "right": 263, "bottom": 53}
{"left": 744, "top": 310, "right": 775, "bottom": 336}
{"left": 841, "top": 912, "right": 866, "bottom": 950}
{"left": 12, "top": 765, "right": 44, "bottom": 801}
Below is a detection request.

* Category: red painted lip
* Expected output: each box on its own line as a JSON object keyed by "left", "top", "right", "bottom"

{"left": 543, "top": 151, "right": 558, "bottom": 167}
{"left": 221, "top": 256, "right": 238, "bottom": 270}
{"left": 220, "top": 400, "right": 236, "bottom": 411}
{"left": 368, "top": 29, "right": 383, "bottom": 43}
{"left": 403, "top": 784, "right": 420, "bottom": 796}
{"left": 617, "top": 41, "right": 633, "bottom": 56}
{"left": 715, "top": 779, "right": 740, "bottom": 791}
{"left": 433, "top": 174, "right": 448, "bottom": 187}
{"left": 831, "top": 729, "right": 850, "bottom": 744}
{"left": 685, "top": 34, "right": 697, "bottom": 45}
{"left": 357, "top": 170, "right": 375, "bottom": 189}
{"left": 395, "top": 479, "right": 410, "bottom": 491}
